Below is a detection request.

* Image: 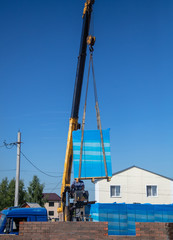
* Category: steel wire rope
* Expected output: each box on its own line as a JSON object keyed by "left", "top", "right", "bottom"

{"left": 78, "top": 50, "right": 109, "bottom": 180}
{"left": 78, "top": 53, "right": 92, "bottom": 179}
{"left": 91, "top": 53, "right": 109, "bottom": 179}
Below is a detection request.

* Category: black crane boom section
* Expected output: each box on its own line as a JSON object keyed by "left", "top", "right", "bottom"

{"left": 71, "top": 1, "right": 94, "bottom": 119}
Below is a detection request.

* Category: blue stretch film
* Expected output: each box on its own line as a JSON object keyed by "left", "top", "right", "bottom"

{"left": 72, "top": 129, "right": 112, "bottom": 179}
{"left": 88, "top": 203, "right": 173, "bottom": 236}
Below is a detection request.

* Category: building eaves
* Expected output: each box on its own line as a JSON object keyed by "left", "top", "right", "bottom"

{"left": 112, "top": 165, "right": 173, "bottom": 181}
{"left": 95, "top": 165, "right": 173, "bottom": 183}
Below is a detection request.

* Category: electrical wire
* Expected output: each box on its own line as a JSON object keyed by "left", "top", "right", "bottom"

{"left": 49, "top": 179, "right": 62, "bottom": 192}
{"left": 0, "top": 169, "right": 16, "bottom": 172}
{"left": 20, "top": 151, "right": 60, "bottom": 178}
{"left": 2, "top": 141, "right": 62, "bottom": 178}
{"left": 1, "top": 140, "right": 72, "bottom": 177}
{"left": 3, "top": 141, "right": 16, "bottom": 149}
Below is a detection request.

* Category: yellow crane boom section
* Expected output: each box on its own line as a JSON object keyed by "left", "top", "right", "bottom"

{"left": 58, "top": 118, "right": 78, "bottom": 214}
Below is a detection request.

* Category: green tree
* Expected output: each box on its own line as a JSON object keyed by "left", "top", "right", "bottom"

{"left": 8, "top": 178, "right": 27, "bottom": 207}
{"left": 27, "top": 175, "right": 45, "bottom": 207}
{"left": 0, "top": 178, "right": 27, "bottom": 211}
{"left": 18, "top": 180, "right": 27, "bottom": 205}
{"left": 7, "top": 178, "right": 15, "bottom": 206}
{"left": 0, "top": 177, "right": 9, "bottom": 210}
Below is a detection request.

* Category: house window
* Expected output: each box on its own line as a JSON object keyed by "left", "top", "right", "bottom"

{"left": 146, "top": 185, "right": 157, "bottom": 197}
{"left": 110, "top": 185, "right": 121, "bottom": 197}
{"left": 49, "top": 202, "right": 54, "bottom": 207}
{"left": 49, "top": 211, "right": 54, "bottom": 216}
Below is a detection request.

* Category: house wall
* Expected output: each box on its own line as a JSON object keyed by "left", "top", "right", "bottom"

{"left": 95, "top": 167, "right": 173, "bottom": 204}
{"left": 44, "top": 201, "right": 60, "bottom": 220}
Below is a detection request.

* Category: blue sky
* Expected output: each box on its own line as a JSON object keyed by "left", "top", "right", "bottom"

{"left": 0, "top": 0, "right": 173, "bottom": 201}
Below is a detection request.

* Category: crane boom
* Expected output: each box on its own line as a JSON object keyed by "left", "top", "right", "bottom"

{"left": 58, "top": 0, "right": 95, "bottom": 221}
{"left": 71, "top": 1, "right": 94, "bottom": 119}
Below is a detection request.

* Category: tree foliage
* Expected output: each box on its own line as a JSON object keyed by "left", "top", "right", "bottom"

{"left": 0, "top": 178, "right": 27, "bottom": 211}
{"left": 27, "top": 175, "right": 45, "bottom": 207}
{"left": 0, "top": 175, "right": 45, "bottom": 210}
{"left": 0, "top": 178, "right": 9, "bottom": 210}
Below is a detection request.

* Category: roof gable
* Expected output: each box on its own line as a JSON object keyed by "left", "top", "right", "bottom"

{"left": 21, "top": 202, "right": 41, "bottom": 208}
{"left": 112, "top": 166, "right": 173, "bottom": 181}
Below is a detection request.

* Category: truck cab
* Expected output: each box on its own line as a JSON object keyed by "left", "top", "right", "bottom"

{"left": 0, "top": 207, "right": 47, "bottom": 235}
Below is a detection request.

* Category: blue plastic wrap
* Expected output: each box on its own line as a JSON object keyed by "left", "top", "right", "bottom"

{"left": 89, "top": 203, "right": 173, "bottom": 236}
{"left": 72, "top": 129, "right": 112, "bottom": 179}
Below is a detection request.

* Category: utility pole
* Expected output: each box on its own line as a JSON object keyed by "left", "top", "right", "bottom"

{"left": 14, "top": 131, "right": 21, "bottom": 207}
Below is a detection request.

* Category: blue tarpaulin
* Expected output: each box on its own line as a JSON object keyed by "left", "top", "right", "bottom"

{"left": 72, "top": 129, "right": 112, "bottom": 179}
{"left": 87, "top": 203, "right": 173, "bottom": 236}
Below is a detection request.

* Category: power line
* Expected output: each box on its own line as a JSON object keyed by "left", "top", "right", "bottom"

{"left": 20, "top": 170, "right": 62, "bottom": 176}
{"left": 3, "top": 141, "right": 17, "bottom": 149}
{"left": 0, "top": 169, "right": 16, "bottom": 172}
{"left": 49, "top": 179, "right": 62, "bottom": 192}
{"left": 1, "top": 140, "right": 70, "bottom": 178}
{"left": 21, "top": 151, "right": 60, "bottom": 178}
{"left": 0, "top": 169, "right": 63, "bottom": 176}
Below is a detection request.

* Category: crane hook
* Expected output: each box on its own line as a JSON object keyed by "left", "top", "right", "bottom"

{"left": 87, "top": 35, "right": 96, "bottom": 53}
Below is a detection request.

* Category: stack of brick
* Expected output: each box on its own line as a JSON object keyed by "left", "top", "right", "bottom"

{"left": 18, "top": 222, "right": 107, "bottom": 240}
{"left": 135, "top": 222, "right": 173, "bottom": 240}
{"left": 0, "top": 222, "right": 173, "bottom": 240}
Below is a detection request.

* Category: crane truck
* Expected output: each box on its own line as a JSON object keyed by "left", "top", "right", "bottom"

{"left": 58, "top": 0, "right": 95, "bottom": 221}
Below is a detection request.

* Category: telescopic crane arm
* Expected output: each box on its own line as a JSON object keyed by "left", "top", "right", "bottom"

{"left": 71, "top": 0, "right": 95, "bottom": 119}
{"left": 58, "top": 0, "right": 95, "bottom": 221}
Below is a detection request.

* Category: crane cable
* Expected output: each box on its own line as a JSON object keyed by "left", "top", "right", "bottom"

{"left": 78, "top": 49, "right": 108, "bottom": 180}
{"left": 91, "top": 53, "right": 108, "bottom": 179}
{"left": 78, "top": 52, "right": 92, "bottom": 179}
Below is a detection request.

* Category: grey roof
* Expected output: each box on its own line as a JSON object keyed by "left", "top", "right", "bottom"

{"left": 112, "top": 165, "right": 173, "bottom": 181}
{"left": 21, "top": 202, "right": 41, "bottom": 208}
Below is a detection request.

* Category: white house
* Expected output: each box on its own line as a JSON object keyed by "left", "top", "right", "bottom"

{"left": 95, "top": 166, "right": 173, "bottom": 204}
{"left": 43, "top": 193, "right": 61, "bottom": 220}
